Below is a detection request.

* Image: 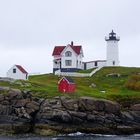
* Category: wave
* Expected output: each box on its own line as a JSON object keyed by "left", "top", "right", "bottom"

{"left": 133, "top": 134, "right": 140, "bottom": 137}
{"left": 63, "top": 132, "right": 117, "bottom": 137}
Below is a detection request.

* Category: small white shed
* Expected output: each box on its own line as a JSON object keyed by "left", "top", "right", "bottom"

{"left": 7, "top": 65, "right": 28, "bottom": 80}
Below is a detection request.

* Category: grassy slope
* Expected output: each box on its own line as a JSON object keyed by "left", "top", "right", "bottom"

{"left": 0, "top": 67, "right": 140, "bottom": 103}
{"left": 77, "top": 68, "right": 96, "bottom": 73}
{"left": 28, "top": 66, "right": 140, "bottom": 103}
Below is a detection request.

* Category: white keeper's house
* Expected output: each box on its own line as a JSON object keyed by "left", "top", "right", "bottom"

{"left": 52, "top": 30, "right": 120, "bottom": 74}
{"left": 52, "top": 41, "right": 84, "bottom": 73}
{"left": 7, "top": 65, "right": 28, "bottom": 80}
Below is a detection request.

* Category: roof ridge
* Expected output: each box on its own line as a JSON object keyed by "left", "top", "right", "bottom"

{"left": 15, "top": 65, "right": 28, "bottom": 74}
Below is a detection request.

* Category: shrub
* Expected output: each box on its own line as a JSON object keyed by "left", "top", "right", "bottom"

{"left": 125, "top": 74, "right": 140, "bottom": 90}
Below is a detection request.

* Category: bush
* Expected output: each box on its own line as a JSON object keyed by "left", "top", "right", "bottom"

{"left": 125, "top": 74, "right": 140, "bottom": 90}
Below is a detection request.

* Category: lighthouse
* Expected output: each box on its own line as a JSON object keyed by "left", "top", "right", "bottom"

{"left": 105, "top": 30, "right": 120, "bottom": 66}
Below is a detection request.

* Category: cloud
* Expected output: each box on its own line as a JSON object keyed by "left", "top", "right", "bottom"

{"left": 0, "top": 0, "right": 140, "bottom": 76}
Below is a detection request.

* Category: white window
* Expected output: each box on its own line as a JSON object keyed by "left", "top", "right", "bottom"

{"left": 65, "top": 51, "right": 72, "bottom": 57}
{"left": 65, "top": 60, "right": 72, "bottom": 66}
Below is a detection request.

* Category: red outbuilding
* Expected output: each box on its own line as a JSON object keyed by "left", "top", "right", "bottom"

{"left": 58, "top": 77, "right": 76, "bottom": 93}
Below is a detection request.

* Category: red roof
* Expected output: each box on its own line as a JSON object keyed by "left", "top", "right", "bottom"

{"left": 71, "top": 45, "right": 81, "bottom": 55}
{"left": 52, "top": 46, "right": 65, "bottom": 56}
{"left": 52, "top": 45, "right": 82, "bottom": 56}
{"left": 15, "top": 65, "right": 28, "bottom": 74}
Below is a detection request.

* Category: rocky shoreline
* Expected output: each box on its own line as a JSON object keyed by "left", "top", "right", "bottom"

{"left": 0, "top": 88, "right": 140, "bottom": 135}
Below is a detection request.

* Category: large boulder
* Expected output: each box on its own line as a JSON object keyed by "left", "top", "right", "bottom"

{"left": 68, "top": 111, "right": 87, "bottom": 120}
{"left": 103, "top": 99, "right": 120, "bottom": 114}
{"left": 15, "top": 99, "right": 30, "bottom": 108}
{"left": 0, "top": 105, "right": 12, "bottom": 115}
{"left": 26, "top": 101, "right": 40, "bottom": 111}
{"left": 61, "top": 97, "right": 78, "bottom": 111}
{"left": 121, "top": 111, "right": 135, "bottom": 123}
{"left": 0, "top": 94, "right": 4, "bottom": 102}
{"left": 6, "top": 89, "right": 23, "bottom": 100}
{"left": 79, "top": 97, "right": 120, "bottom": 114}
{"left": 79, "top": 97, "right": 98, "bottom": 111}
{"left": 130, "top": 104, "right": 140, "bottom": 111}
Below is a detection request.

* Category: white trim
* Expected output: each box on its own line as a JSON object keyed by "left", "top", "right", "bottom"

{"left": 61, "top": 44, "right": 77, "bottom": 56}
{"left": 58, "top": 77, "right": 75, "bottom": 84}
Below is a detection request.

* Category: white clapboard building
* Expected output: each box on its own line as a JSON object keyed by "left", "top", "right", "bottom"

{"left": 52, "top": 30, "right": 120, "bottom": 73}
{"left": 52, "top": 41, "right": 84, "bottom": 73}
{"left": 7, "top": 65, "right": 28, "bottom": 80}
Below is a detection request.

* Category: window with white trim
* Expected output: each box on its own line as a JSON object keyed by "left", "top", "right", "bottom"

{"left": 65, "top": 60, "right": 72, "bottom": 66}
{"left": 65, "top": 51, "right": 72, "bottom": 57}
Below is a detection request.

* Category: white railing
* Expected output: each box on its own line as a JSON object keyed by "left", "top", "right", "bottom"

{"left": 89, "top": 66, "right": 103, "bottom": 77}
{"left": 55, "top": 66, "right": 103, "bottom": 77}
{"left": 56, "top": 72, "right": 90, "bottom": 77}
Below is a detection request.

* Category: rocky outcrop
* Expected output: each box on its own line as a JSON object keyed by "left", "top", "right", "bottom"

{"left": 0, "top": 89, "right": 140, "bottom": 135}
{"left": 0, "top": 77, "right": 15, "bottom": 82}
{"left": 35, "top": 96, "right": 140, "bottom": 135}
{"left": 0, "top": 89, "right": 40, "bottom": 134}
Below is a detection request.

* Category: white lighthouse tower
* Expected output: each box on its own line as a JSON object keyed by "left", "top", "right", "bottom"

{"left": 105, "top": 30, "right": 120, "bottom": 66}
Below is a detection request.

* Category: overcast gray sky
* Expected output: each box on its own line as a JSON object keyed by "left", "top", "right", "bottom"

{"left": 0, "top": 0, "right": 140, "bottom": 76}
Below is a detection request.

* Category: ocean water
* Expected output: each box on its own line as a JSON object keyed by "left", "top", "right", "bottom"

{"left": 0, "top": 133, "right": 140, "bottom": 140}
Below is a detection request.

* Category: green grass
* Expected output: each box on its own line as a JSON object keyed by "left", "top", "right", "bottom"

{"left": 77, "top": 68, "right": 96, "bottom": 73}
{"left": 0, "top": 66, "right": 140, "bottom": 103}
{"left": 27, "top": 66, "right": 140, "bottom": 102}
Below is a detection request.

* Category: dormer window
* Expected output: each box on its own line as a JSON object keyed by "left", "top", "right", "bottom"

{"left": 65, "top": 51, "right": 72, "bottom": 57}
{"left": 13, "top": 68, "right": 16, "bottom": 73}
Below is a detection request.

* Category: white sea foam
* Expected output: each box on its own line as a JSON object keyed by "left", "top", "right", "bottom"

{"left": 90, "top": 134, "right": 117, "bottom": 137}
{"left": 133, "top": 134, "right": 140, "bottom": 137}
{"left": 67, "top": 132, "right": 83, "bottom": 136}
{"left": 64, "top": 132, "right": 117, "bottom": 137}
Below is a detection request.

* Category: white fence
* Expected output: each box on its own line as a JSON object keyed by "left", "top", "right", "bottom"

{"left": 55, "top": 66, "right": 103, "bottom": 77}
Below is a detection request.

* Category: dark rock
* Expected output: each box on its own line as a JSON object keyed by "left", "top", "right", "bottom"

{"left": 131, "top": 104, "right": 140, "bottom": 111}
{"left": 94, "top": 100, "right": 105, "bottom": 111}
{"left": 26, "top": 108, "right": 36, "bottom": 115}
{"left": 95, "top": 116, "right": 105, "bottom": 123}
{"left": 129, "top": 111, "right": 140, "bottom": 122}
{"left": 79, "top": 97, "right": 120, "bottom": 114}
{"left": 72, "top": 116, "right": 83, "bottom": 123}
{"left": 68, "top": 111, "right": 87, "bottom": 119}
{"left": 0, "top": 105, "right": 12, "bottom": 115}
{"left": 0, "top": 100, "right": 10, "bottom": 105}
{"left": 26, "top": 101, "right": 39, "bottom": 111}
{"left": 51, "top": 110, "right": 71, "bottom": 122}
{"left": 116, "top": 125, "right": 136, "bottom": 134}
{"left": 79, "top": 97, "right": 97, "bottom": 111}
{"left": 121, "top": 111, "right": 134, "bottom": 123}
{"left": 105, "top": 114, "right": 116, "bottom": 121}
{"left": 0, "top": 91, "right": 139, "bottom": 135}
{"left": 61, "top": 98, "right": 78, "bottom": 111}
{"left": 87, "top": 114, "right": 96, "bottom": 122}
{"left": 6, "top": 89, "right": 23, "bottom": 100}
{"left": 104, "top": 99, "right": 120, "bottom": 114}
{"left": 15, "top": 99, "right": 30, "bottom": 107}
{"left": 0, "top": 94, "right": 4, "bottom": 102}
{"left": 61, "top": 111, "right": 72, "bottom": 123}
{"left": 15, "top": 107, "right": 31, "bottom": 119}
